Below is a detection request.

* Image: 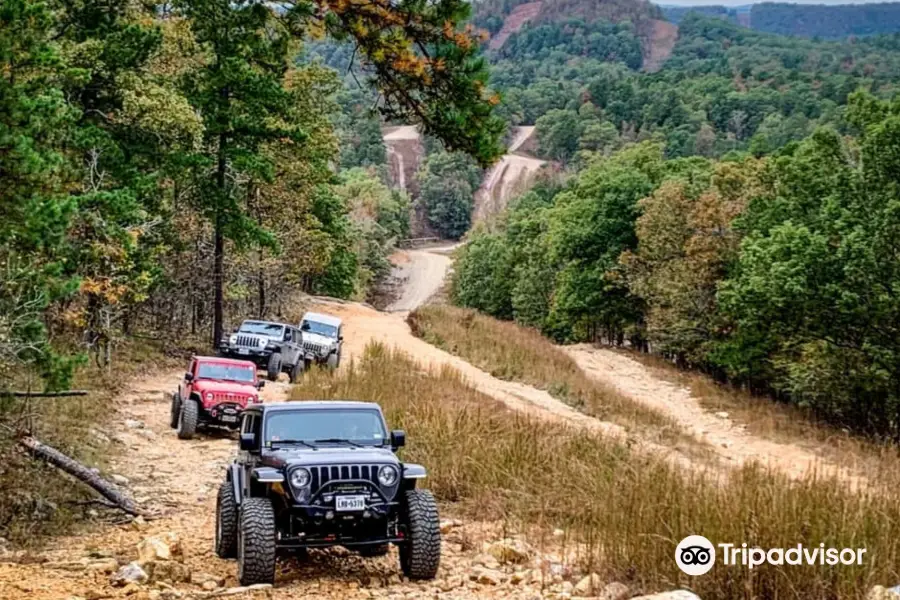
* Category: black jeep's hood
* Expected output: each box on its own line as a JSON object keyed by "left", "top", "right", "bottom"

{"left": 261, "top": 446, "right": 400, "bottom": 468}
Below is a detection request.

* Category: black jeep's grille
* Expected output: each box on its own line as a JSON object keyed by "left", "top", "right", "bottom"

{"left": 311, "top": 464, "right": 378, "bottom": 489}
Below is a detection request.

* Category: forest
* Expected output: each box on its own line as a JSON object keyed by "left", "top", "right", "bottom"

{"left": 0, "top": 0, "right": 504, "bottom": 395}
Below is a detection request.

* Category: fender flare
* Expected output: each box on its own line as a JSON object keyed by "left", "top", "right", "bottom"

{"left": 227, "top": 464, "right": 245, "bottom": 505}
{"left": 402, "top": 463, "right": 427, "bottom": 479}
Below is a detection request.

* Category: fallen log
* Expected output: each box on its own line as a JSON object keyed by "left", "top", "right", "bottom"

{"left": 7, "top": 390, "right": 89, "bottom": 398}
{"left": 18, "top": 436, "right": 145, "bottom": 516}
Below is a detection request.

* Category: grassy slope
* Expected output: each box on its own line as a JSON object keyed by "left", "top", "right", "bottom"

{"left": 292, "top": 343, "right": 900, "bottom": 598}
{"left": 408, "top": 305, "right": 684, "bottom": 440}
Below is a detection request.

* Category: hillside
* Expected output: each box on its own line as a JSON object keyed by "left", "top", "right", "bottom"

{"left": 661, "top": 1, "right": 900, "bottom": 38}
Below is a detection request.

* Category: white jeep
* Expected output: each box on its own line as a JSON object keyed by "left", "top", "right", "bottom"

{"left": 299, "top": 312, "right": 343, "bottom": 370}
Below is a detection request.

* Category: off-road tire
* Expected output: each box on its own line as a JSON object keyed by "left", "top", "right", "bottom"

{"left": 358, "top": 544, "right": 390, "bottom": 557}
{"left": 326, "top": 352, "right": 339, "bottom": 370}
{"left": 289, "top": 360, "right": 304, "bottom": 383}
{"left": 266, "top": 353, "right": 282, "bottom": 382}
{"left": 237, "top": 497, "right": 276, "bottom": 586}
{"left": 176, "top": 399, "right": 198, "bottom": 440}
{"left": 398, "top": 489, "right": 440, "bottom": 580}
{"left": 169, "top": 393, "right": 182, "bottom": 429}
{"left": 215, "top": 482, "right": 237, "bottom": 559}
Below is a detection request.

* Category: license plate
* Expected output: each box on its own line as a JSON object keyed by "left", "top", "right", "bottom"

{"left": 237, "top": 348, "right": 249, "bottom": 355}
{"left": 221, "top": 415, "right": 238, "bottom": 423}
{"left": 335, "top": 495, "right": 366, "bottom": 511}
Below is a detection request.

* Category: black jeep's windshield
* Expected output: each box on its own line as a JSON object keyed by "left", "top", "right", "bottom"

{"left": 265, "top": 409, "right": 386, "bottom": 447}
{"left": 301, "top": 320, "right": 338, "bottom": 338}
{"left": 197, "top": 363, "right": 255, "bottom": 383}
{"left": 239, "top": 321, "right": 284, "bottom": 337}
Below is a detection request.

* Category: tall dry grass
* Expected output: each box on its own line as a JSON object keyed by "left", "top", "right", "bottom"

{"left": 408, "top": 305, "right": 683, "bottom": 439}
{"left": 292, "top": 343, "right": 900, "bottom": 599}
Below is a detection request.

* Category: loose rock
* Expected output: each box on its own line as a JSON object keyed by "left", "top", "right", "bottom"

{"left": 125, "top": 419, "right": 145, "bottom": 429}
{"left": 472, "top": 567, "right": 504, "bottom": 586}
{"left": 486, "top": 538, "right": 531, "bottom": 564}
{"left": 598, "top": 581, "right": 630, "bottom": 600}
{"left": 573, "top": 573, "right": 602, "bottom": 596}
{"left": 868, "top": 586, "right": 900, "bottom": 600}
{"left": 110, "top": 562, "right": 149, "bottom": 586}
{"left": 110, "top": 474, "right": 130, "bottom": 486}
{"left": 138, "top": 532, "right": 182, "bottom": 564}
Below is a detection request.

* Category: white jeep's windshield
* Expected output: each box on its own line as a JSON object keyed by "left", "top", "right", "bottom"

{"left": 197, "top": 363, "right": 255, "bottom": 383}
{"left": 239, "top": 321, "right": 284, "bottom": 337}
{"left": 265, "top": 409, "right": 386, "bottom": 446}
{"left": 301, "top": 320, "right": 338, "bottom": 338}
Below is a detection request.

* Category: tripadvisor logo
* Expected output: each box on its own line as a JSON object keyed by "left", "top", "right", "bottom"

{"left": 675, "top": 536, "right": 867, "bottom": 576}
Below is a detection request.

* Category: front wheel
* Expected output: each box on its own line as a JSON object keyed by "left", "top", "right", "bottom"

{"left": 326, "top": 353, "right": 339, "bottom": 371}
{"left": 216, "top": 482, "right": 237, "bottom": 559}
{"left": 169, "top": 393, "right": 182, "bottom": 429}
{"left": 398, "top": 489, "right": 441, "bottom": 580}
{"left": 289, "top": 360, "right": 304, "bottom": 383}
{"left": 266, "top": 353, "right": 282, "bottom": 382}
{"left": 176, "top": 399, "right": 198, "bottom": 440}
{"left": 237, "top": 497, "right": 276, "bottom": 586}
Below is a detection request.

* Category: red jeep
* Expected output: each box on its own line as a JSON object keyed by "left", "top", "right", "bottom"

{"left": 170, "top": 356, "right": 264, "bottom": 440}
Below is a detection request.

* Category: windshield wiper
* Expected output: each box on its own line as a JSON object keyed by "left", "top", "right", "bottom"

{"left": 313, "top": 438, "right": 364, "bottom": 448}
{"left": 270, "top": 439, "right": 318, "bottom": 450}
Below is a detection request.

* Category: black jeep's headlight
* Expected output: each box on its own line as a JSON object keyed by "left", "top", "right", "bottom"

{"left": 290, "top": 468, "right": 311, "bottom": 488}
{"left": 378, "top": 465, "right": 398, "bottom": 486}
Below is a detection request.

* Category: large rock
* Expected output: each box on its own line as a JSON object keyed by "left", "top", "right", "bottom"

{"left": 110, "top": 562, "right": 148, "bottom": 586}
{"left": 84, "top": 558, "right": 119, "bottom": 574}
{"left": 138, "top": 532, "right": 183, "bottom": 564}
{"left": 486, "top": 538, "right": 531, "bottom": 565}
{"left": 471, "top": 567, "right": 504, "bottom": 586}
{"left": 631, "top": 592, "right": 701, "bottom": 600}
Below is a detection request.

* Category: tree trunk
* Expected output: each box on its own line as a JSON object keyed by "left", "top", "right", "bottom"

{"left": 255, "top": 187, "right": 265, "bottom": 318}
{"left": 212, "top": 132, "right": 227, "bottom": 349}
{"left": 18, "top": 436, "right": 144, "bottom": 516}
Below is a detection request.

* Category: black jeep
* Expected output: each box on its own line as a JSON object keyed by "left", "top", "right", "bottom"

{"left": 218, "top": 320, "right": 305, "bottom": 382}
{"left": 215, "top": 402, "right": 440, "bottom": 586}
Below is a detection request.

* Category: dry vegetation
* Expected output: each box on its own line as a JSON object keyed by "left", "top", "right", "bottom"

{"left": 408, "top": 304, "right": 681, "bottom": 435}
{"left": 0, "top": 339, "right": 184, "bottom": 543}
{"left": 292, "top": 343, "right": 900, "bottom": 599}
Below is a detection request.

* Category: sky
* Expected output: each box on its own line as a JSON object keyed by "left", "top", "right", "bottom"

{"left": 654, "top": 0, "right": 897, "bottom": 5}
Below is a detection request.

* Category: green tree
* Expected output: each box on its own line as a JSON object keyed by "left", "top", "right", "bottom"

{"left": 416, "top": 151, "right": 482, "bottom": 239}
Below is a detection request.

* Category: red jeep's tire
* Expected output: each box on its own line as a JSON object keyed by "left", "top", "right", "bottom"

{"left": 216, "top": 482, "right": 238, "bottom": 559}
{"left": 238, "top": 497, "right": 276, "bottom": 586}
{"left": 398, "top": 489, "right": 441, "bottom": 580}
{"left": 169, "top": 393, "right": 182, "bottom": 429}
{"left": 266, "top": 353, "right": 282, "bottom": 382}
{"left": 177, "top": 399, "right": 198, "bottom": 440}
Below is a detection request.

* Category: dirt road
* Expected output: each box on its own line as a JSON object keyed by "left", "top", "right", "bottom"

{"left": 385, "top": 246, "right": 455, "bottom": 313}
{"left": 565, "top": 345, "right": 861, "bottom": 483}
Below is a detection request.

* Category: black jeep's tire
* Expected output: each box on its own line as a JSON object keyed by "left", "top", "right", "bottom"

{"left": 398, "top": 489, "right": 441, "bottom": 580}
{"left": 266, "top": 353, "right": 282, "bottom": 382}
{"left": 326, "top": 352, "right": 339, "bottom": 370}
{"left": 176, "top": 399, "right": 198, "bottom": 440}
{"left": 215, "top": 482, "right": 238, "bottom": 559}
{"left": 237, "top": 497, "right": 276, "bottom": 586}
{"left": 357, "top": 543, "right": 390, "bottom": 557}
{"left": 289, "top": 360, "right": 304, "bottom": 383}
{"left": 169, "top": 393, "right": 182, "bottom": 429}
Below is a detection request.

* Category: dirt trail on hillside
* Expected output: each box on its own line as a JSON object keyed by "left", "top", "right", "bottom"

{"left": 385, "top": 245, "right": 456, "bottom": 313}
{"left": 565, "top": 345, "right": 863, "bottom": 484}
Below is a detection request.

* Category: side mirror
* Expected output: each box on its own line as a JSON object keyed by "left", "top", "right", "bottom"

{"left": 338, "top": 335, "right": 344, "bottom": 342}
{"left": 256, "top": 380, "right": 265, "bottom": 390}
{"left": 240, "top": 432, "right": 257, "bottom": 452}
{"left": 301, "top": 322, "right": 310, "bottom": 331}
{"left": 390, "top": 430, "right": 406, "bottom": 449}
{"left": 185, "top": 372, "right": 193, "bottom": 382}
{"left": 232, "top": 326, "right": 239, "bottom": 333}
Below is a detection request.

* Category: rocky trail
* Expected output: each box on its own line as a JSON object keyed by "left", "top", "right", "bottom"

{"left": 0, "top": 244, "right": 859, "bottom": 600}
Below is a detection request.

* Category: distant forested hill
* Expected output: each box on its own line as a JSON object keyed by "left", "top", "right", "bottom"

{"left": 750, "top": 2, "right": 900, "bottom": 38}
{"left": 660, "top": 2, "right": 900, "bottom": 38}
